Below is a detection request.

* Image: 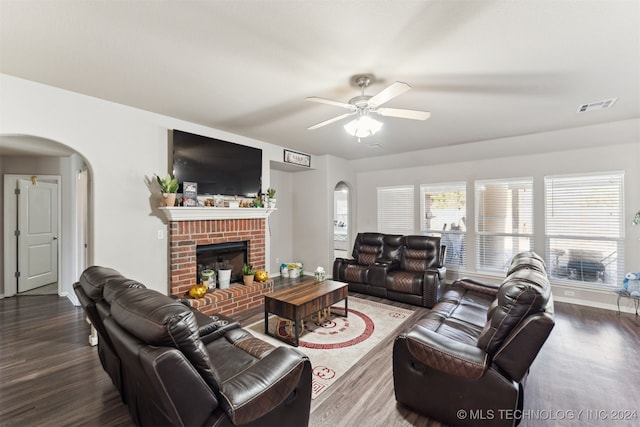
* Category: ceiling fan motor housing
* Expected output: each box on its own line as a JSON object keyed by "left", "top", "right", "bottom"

{"left": 349, "top": 95, "right": 373, "bottom": 110}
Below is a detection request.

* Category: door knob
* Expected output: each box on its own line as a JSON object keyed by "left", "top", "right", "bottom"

{"left": 53, "top": 236, "right": 58, "bottom": 240}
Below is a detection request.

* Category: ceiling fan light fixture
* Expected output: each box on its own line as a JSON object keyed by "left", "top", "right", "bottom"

{"left": 344, "top": 115, "right": 383, "bottom": 138}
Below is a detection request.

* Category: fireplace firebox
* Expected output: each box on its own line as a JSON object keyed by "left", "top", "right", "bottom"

{"left": 196, "top": 241, "right": 248, "bottom": 285}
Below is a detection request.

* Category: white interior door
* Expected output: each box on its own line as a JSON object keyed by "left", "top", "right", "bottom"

{"left": 18, "top": 179, "right": 59, "bottom": 292}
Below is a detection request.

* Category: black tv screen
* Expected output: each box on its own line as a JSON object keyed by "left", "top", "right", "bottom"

{"left": 171, "top": 130, "right": 262, "bottom": 197}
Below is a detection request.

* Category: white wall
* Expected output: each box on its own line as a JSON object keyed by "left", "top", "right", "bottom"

{"left": 288, "top": 154, "right": 357, "bottom": 276}
{"left": 268, "top": 168, "right": 293, "bottom": 273}
{"left": 0, "top": 74, "right": 304, "bottom": 295}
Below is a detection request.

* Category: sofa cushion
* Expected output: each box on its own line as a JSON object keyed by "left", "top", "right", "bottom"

{"left": 381, "top": 234, "right": 404, "bottom": 261}
{"left": 402, "top": 236, "right": 441, "bottom": 270}
{"left": 477, "top": 269, "right": 550, "bottom": 355}
{"left": 109, "top": 287, "right": 220, "bottom": 391}
{"left": 356, "top": 245, "right": 380, "bottom": 265}
{"left": 78, "top": 265, "right": 122, "bottom": 301}
{"left": 344, "top": 264, "right": 369, "bottom": 283}
{"left": 352, "top": 232, "right": 384, "bottom": 264}
{"left": 403, "top": 249, "right": 433, "bottom": 272}
{"left": 103, "top": 276, "right": 146, "bottom": 303}
{"left": 415, "top": 282, "right": 495, "bottom": 346}
{"left": 385, "top": 271, "right": 423, "bottom": 295}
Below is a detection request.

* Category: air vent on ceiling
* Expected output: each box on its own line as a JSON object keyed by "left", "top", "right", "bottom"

{"left": 577, "top": 98, "right": 618, "bottom": 113}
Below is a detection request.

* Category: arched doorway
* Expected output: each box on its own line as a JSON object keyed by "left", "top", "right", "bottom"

{"left": 333, "top": 181, "right": 351, "bottom": 259}
{"left": 1, "top": 134, "right": 90, "bottom": 301}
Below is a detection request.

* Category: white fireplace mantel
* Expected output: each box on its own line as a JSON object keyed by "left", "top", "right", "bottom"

{"left": 158, "top": 207, "right": 276, "bottom": 221}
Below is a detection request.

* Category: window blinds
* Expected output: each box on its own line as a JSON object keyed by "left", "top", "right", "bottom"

{"left": 377, "top": 186, "right": 414, "bottom": 235}
{"left": 475, "top": 177, "right": 534, "bottom": 272}
{"left": 545, "top": 172, "right": 624, "bottom": 286}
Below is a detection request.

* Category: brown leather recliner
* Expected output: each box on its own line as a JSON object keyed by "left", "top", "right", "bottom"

{"left": 393, "top": 251, "right": 554, "bottom": 426}
{"left": 384, "top": 235, "right": 447, "bottom": 307}
{"left": 333, "top": 232, "right": 388, "bottom": 293}
{"left": 73, "top": 266, "right": 254, "bottom": 425}
{"left": 101, "top": 283, "right": 312, "bottom": 427}
{"left": 333, "top": 233, "right": 446, "bottom": 308}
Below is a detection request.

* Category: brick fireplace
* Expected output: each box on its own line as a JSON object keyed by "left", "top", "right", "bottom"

{"left": 162, "top": 207, "right": 275, "bottom": 315}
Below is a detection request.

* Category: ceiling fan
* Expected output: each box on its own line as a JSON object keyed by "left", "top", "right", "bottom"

{"left": 306, "top": 74, "right": 431, "bottom": 140}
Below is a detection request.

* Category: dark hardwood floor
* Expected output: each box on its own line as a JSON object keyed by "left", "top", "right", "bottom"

{"left": 1, "top": 287, "right": 638, "bottom": 426}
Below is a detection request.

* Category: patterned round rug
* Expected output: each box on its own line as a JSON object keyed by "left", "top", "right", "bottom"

{"left": 274, "top": 308, "right": 374, "bottom": 349}
{"left": 247, "top": 296, "right": 414, "bottom": 399}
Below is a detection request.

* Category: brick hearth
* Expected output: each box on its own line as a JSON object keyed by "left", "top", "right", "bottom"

{"left": 169, "top": 217, "right": 271, "bottom": 316}
{"left": 187, "top": 279, "right": 274, "bottom": 316}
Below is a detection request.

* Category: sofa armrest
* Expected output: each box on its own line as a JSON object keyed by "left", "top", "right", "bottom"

{"left": 172, "top": 296, "right": 241, "bottom": 343}
{"left": 218, "top": 346, "right": 310, "bottom": 425}
{"left": 401, "top": 326, "right": 488, "bottom": 380}
{"left": 141, "top": 347, "right": 221, "bottom": 427}
{"left": 452, "top": 277, "right": 501, "bottom": 297}
{"left": 199, "top": 317, "right": 241, "bottom": 345}
{"left": 333, "top": 257, "right": 357, "bottom": 281}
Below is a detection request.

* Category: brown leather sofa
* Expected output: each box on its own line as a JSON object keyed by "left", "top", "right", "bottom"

{"left": 73, "top": 266, "right": 239, "bottom": 404}
{"left": 74, "top": 267, "right": 312, "bottom": 427}
{"left": 393, "top": 251, "right": 554, "bottom": 426}
{"left": 333, "top": 232, "right": 446, "bottom": 307}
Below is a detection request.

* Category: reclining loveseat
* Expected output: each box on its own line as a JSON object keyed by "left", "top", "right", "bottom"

{"left": 333, "top": 232, "right": 446, "bottom": 308}
{"left": 74, "top": 266, "right": 312, "bottom": 427}
{"left": 392, "top": 251, "right": 554, "bottom": 426}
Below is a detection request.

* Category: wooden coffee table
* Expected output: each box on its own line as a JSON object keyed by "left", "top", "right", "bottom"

{"left": 264, "top": 279, "right": 348, "bottom": 347}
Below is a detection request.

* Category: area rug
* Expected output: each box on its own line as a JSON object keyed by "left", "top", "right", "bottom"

{"left": 246, "top": 297, "right": 414, "bottom": 399}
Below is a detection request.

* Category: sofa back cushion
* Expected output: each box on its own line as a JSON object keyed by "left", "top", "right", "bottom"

{"left": 78, "top": 265, "right": 122, "bottom": 301}
{"left": 400, "top": 236, "right": 441, "bottom": 272}
{"left": 103, "top": 276, "right": 146, "bottom": 304}
{"left": 110, "top": 287, "right": 220, "bottom": 391}
{"left": 477, "top": 268, "right": 551, "bottom": 355}
{"left": 507, "top": 251, "right": 546, "bottom": 275}
{"left": 353, "top": 232, "right": 385, "bottom": 265}
{"left": 382, "top": 234, "right": 404, "bottom": 262}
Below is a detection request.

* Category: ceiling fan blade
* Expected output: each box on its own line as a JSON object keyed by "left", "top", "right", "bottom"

{"left": 306, "top": 97, "right": 354, "bottom": 110}
{"left": 307, "top": 112, "right": 355, "bottom": 130}
{"left": 367, "top": 81, "right": 411, "bottom": 108}
{"left": 376, "top": 107, "right": 431, "bottom": 120}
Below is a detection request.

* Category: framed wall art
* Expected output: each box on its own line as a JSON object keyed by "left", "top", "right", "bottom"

{"left": 283, "top": 149, "right": 311, "bottom": 167}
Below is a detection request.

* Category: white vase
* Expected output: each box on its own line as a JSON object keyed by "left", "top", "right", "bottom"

{"left": 218, "top": 269, "right": 232, "bottom": 289}
{"left": 269, "top": 198, "right": 277, "bottom": 209}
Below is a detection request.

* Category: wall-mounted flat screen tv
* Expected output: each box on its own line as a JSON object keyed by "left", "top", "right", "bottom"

{"left": 170, "top": 130, "right": 262, "bottom": 197}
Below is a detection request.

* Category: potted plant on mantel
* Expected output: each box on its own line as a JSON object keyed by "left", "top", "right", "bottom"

{"left": 242, "top": 263, "right": 255, "bottom": 286}
{"left": 267, "top": 187, "right": 276, "bottom": 208}
{"left": 156, "top": 174, "right": 179, "bottom": 207}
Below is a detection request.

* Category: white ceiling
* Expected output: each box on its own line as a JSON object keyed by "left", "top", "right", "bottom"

{"left": 1, "top": 0, "right": 638, "bottom": 160}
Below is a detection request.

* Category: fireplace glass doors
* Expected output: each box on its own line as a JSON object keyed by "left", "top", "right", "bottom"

{"left": 196, "top": 241, "right": 248, "bottom": 285}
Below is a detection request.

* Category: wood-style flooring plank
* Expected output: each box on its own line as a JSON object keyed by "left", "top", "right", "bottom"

{"left": 1, "top": 288, "right": 638, "bottom": 427}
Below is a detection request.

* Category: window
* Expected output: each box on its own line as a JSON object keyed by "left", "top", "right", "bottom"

{"left": 420, "top": 182, "right": 466, "bottom": 268}
{"left": 545, "top": 172, "right": 624, "bottom": 287}
{"left": 377, "top": 186, "right": 414, "bottom": 235}
{"left": 475, "top": 178, "right": 534, "bottom": 272}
